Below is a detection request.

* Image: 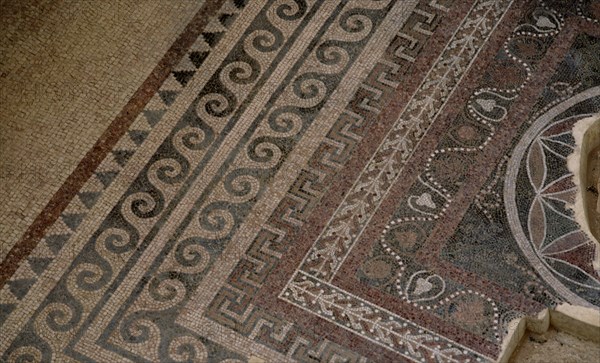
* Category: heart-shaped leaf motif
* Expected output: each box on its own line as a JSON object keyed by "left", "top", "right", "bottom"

{"left": 404, "top": 271, "right": 446, "bottom": 303}
{"left": 415, "top": 192, "right": 436, "bottom": 209}
{"left": 476, "top": 98, "right": 496, "bottom": 112}
{"left": 413, "top": 278, "right": 433, "bottom": 296}
{"left": 536, "top": 15, "right": 555, "bottom": 29}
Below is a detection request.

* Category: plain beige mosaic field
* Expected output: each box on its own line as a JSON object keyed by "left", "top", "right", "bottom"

{"left": 0, "top": 0, "right": 203, "bottom": 260}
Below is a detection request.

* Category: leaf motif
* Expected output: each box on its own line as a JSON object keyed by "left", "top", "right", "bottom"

{"left": 528, "top": 198, "right": 546, "bottom": 249}
{"left": 527, "top": 139, "right": 546, "bottom": 191}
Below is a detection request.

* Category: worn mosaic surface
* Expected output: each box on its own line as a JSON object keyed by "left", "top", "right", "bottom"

{"left": 1, "top": 0, "right": 599, "bottom": 362}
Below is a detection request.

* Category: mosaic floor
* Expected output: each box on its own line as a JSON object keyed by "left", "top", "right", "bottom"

{"left": 1, "top": 1, "right": 599, "bottom": 362}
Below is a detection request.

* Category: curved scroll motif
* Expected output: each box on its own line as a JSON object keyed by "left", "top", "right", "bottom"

{"left": 272, "top": 0, "right": 308, "bottom": 22}
{"left": 195, "top": 91, "right": 236, "bottom": 125}
{"left": 120, "top": 312, "right": 161, "bottom": 344}
{"left": 147, "top": 273, "right": 189, "bottom": 309}
{"left": 291, "top": 73, "right": 328, "bottom": 108}
{"left": 4, "top": 333, "right": 52, "bottom": 363}
{"left": 314, "top": 41, "right": 351, "bottom": 74}
{"left": 246, "top": 136, "right": 286, "bottom": 165}
{"left": 122, "top": 190, "right": 161, "bottom": 221}
{"left": 224, "top": 169, "right": 263, "bottom": 200}
{"left": 100, "top": 7, "right": 394, "bottom": 358}
{"left": 166, "top": 335, "right": 208, "bottom": 363}
{"left": 37, "top": 301, "right": 81, "bottom": 334}
{"left": 334, "top": 10, "right": 373, "bottom": 42}
{"left": 146, "top": 157, "right": 187, "bottom": 199}
{"left": 118, "top": 312, "right": 162, "bottom": 361}
{"left": 29, "top": 285, "right": 85, "bottom": 355}
{"left": 267, "top": 107, "right": 304, "bottom": 137}
{"left": 145, "top": 164, "right": 181, "bottom": 214}
{"left": 72, "top": 261, "right": 112, "bottom": 293}
{"left": 128, "top": 241, "right": 212, "bottom": 313}
{"left": 173, "top": 125, "right": 213, "bottom": 158}
{"left": 97, "top": 227, "right": 135, "bottom": 256}
{"left": 243, "top": 29, "right": 282, "bottom": 68}
{"left": 174, "top": 239, "right": 212, "bottom": 273}
{"left": 197, "top": 203, "right": 237, "bottom": 241}
{"left": 7, "top": 345, "right": 44, "bottom": 363}
{"left": 220, "top": 61, "right": 257, "bottom": 91}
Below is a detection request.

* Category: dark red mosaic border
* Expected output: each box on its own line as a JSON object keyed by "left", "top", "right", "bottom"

{"left": 0, "top": 0, "right": 227, "bottom": 288}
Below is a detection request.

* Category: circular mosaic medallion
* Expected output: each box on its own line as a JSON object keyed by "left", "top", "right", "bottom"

{"left": 504, "top": 87, "right": 600, "bottom": 307}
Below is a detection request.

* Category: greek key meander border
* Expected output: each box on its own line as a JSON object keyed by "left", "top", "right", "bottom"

{"left": 279, "top": 0, "right": 515, "bottom": 361}
{"left": 1, "top": 0, "right": 322, "bottom": 354}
